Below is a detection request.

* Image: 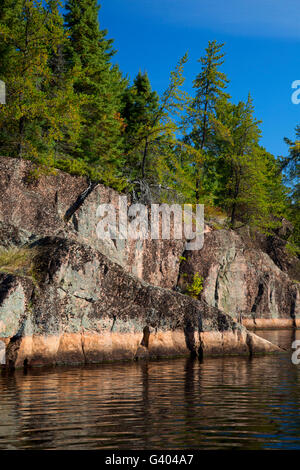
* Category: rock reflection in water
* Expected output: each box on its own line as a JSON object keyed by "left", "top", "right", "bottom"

{"left": 0, "top": 330, "right": 300, "bottom": 450}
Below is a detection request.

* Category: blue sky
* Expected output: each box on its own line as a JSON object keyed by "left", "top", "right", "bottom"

{"left": 100, "top": 0, "right": 300, "bottom": 157}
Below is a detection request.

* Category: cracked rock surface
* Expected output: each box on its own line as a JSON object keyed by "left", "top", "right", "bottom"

{"left": 0, "top": 237, "right": 281, "bottom": 367}
{"left": 0, "top": 157, "right": 294, "bottom": 366}
{"left": 178, "top": 230, "right": 300, "bottom": 329}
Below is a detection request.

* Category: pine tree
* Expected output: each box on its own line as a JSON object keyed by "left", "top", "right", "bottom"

{"left": 280, "top": 126, "right": 300, "bottom": 204}
{"left": 122, "top": 71, "right": 160, "bottom": 179}
{"left": 121, "top": 54, "right": 194, "bottom": 202}
{"left": 0, "top": 0, "right": 81, "bottom": 170}
{"left": 44, "top": 0, "right": 82, "bottom": 169}
{"left": 0, "top": 0, "right": 51, "bottom": 160}
{"left": 185, "top": 40, "right": 229, "bottom": 202}
{"left": 280, "top": 126, "right": 300, "bottom": 252}
{"left": 64, "top": 0, "right": 126, "bottom": 186}
{"left": 211, "top": 95, "right": 287, "bottom": 230}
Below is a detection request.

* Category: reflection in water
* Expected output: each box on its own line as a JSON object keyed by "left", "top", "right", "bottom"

{"left": 0, "top": 330, "right": 300, "bottom": 450}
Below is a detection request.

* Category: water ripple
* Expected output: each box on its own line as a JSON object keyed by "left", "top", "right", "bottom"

{"left": 0, "top": 330, "right": 300, "bottom": 449}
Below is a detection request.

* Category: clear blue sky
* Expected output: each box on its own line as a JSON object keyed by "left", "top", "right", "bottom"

{"left": 99, "top": 0, "right": 300, "bottom": 158}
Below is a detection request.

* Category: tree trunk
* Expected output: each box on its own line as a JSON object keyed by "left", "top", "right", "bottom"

{"left": 195, "top": 96, "right": 208, "bottom": 203}
{"left": 230, "top": 202, "right": 237, "bottom": 228}
{"left": 141, "top": 137, "right": 149, "bottom": 179}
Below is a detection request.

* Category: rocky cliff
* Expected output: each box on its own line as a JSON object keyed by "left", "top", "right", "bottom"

{"left": 178, "top": 230, "right": 300, "bottom": 329}
{"left": 0, "top": 157, "right": 295, "bottom": 367}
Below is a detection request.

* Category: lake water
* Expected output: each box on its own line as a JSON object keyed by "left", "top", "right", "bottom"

{"left": 1, "top": 329, "right": 300, "bottom": 450}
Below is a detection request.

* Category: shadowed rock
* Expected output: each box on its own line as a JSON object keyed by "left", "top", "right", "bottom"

{"left": 0, "top": 157, "right": 293, "bottom": 366}
{"left": 178, "top": 230, "right": 300, "bottom": 329}
{"left": 0, "top": 237, "right": 281, "bottom": 368}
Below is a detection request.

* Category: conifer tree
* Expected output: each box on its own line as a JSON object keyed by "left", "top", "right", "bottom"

{"left": 0, "top": 0, "right": 81, "bottom": 170}
{"left": 64, "top": 0, "right": 126, "bottom": 185}
{"left": 281, "top": 126, "right": 300, "bottom": 203}
{"left": 280, "top": 126, "right": 300, "bottom": 251}
{"left": 0, "top": 0, "right": 52, "bottom": 160}
{"left": 44, "top": 0, "right": 82, "bottom": 168}
{"left": 185, "top": 40, "right": 229, "bottom": 202}
{"left": 211, "top": 95, "right": 287, "bottom": 230}
{"left": 121, "top": 54, "right": 195, "bottom": 202}
{"left": 122, "top": 71, "right": 160, "bottom": 179}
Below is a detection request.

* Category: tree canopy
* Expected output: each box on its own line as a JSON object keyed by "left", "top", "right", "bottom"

{"left": 0, "top": 1, "right": 298, "bottom": 252}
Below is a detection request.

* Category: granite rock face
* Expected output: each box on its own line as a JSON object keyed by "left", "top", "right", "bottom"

{"left": 0, "top": 157, "right": 296, "bottom": 366}
{"left": 0, "top": 156, "right": 187, "bottom": 289}
{"left": 0, "top": 237, "right": 281, "bottom": 368}
{"left": 178, "top": 230, "right": 300, "bottom": 329}
{"left": 235, "top": 225, "right": 300, "bottom": 285}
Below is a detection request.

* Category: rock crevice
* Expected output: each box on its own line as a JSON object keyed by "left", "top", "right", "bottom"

{"left": 0, "top": 157, "right": 294, "bottom": 367}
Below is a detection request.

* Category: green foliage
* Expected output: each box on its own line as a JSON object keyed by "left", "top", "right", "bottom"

{"left": 0, "top": 0, "right": 127, "bottom": 189}
{"left": 121, "top": 53, "right": 201, "bottom": 202}
{"left": 207, "top": 95, "right": 288, "bottom": 232}
{"left": 210, "top": 221, "right": 224, "bottom": 230}
{"left": 122, "top": 71, "right": 160, "bottom": 150}
{"left": 0, "top": 0, "right": 81, "bottom": 167}
{"left": 64, "top": 0, "right": 127, "bottom": 185}
{"left": 205, "top": 205, "right": 227, "bottom": 221}
{"left": 184, "top": 40, "right": 230, "bottom": 202}
{"left": 0, "top": 3, "right": 296, "bottom": 246}
{"left": 122, "top": 70, "right": 160, "bottom": 180}
{"left": 185, "top": 272, "right": 204, "bottom": 298}
{"left": 280, "top": 126, "right": 300, "bottom": 251}
{"left": 286, "top": 242, "right": 300, "bottom": 257}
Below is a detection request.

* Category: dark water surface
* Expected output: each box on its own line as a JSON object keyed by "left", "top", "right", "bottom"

{"left": 1, "top": 329, "right": 300, "bottom": 450}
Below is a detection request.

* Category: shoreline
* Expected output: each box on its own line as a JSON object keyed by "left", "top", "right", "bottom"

{"left": 0, "top": 328, "right": 284, "bottom": 370}
{"left": 242, "top": 319, "right": 300, "bottom": 329}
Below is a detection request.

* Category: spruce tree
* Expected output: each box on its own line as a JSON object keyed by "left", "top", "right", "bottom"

{"left": 280, "top": 126, "right": 300, "bottom": 252}
{"left": 0, "top": 0, "right": 52, "bottom": 160}
{"left": 0, "top": 0, "right": 81, "bottom": 170}
{"left": 211, "top": 95, "right": 287, "bottom": 230}
{"left": 122, "top": 71, "right": 160, "bottom": 179}
{"left": 121, "top": 54, "right": 193, "bottom": 202}
{"left": 44, "top": 0, "right": 82, "bottom": 169}
{"left": 64, "top": 0, "right": 126, "bottom": 185}
{"left": 185, "top": 40, "right": 229, "bottom": 202}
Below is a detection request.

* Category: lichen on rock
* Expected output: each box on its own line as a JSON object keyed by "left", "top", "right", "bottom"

{"left": 0, "top": 157, "right": 294, "bottom": 368}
